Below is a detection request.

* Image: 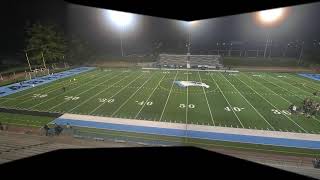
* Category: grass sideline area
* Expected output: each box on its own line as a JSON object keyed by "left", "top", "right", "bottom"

{"left": 0, "top": 112, "right": 54, "bottom": 127}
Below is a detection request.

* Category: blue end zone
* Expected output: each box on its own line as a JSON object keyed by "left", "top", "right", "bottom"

{"left": 54, "top": 118, "right": 320, "bottom": 149}
{"left": 0, "top": 67, "right": 95, "bottom": 97}
{"left": 298, "top": 73, "right": 320, "bottom": 81}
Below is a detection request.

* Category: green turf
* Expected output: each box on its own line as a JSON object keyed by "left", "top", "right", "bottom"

{"left": 0, "top": 112, "right": 54, "bottom": 127}
{"left": 0, "top": 69, "right": 319, "bottom": 134}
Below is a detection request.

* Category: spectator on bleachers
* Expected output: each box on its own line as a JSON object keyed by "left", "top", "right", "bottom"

{"left": 0, "top": 122, "right": 3, "bottom": 131}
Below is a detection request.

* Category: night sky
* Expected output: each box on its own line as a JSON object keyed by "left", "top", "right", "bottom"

{"left": 1, "top": 0, "right": 320, "bottom": 58}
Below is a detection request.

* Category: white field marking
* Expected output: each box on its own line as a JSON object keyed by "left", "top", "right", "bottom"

{"left": 287, "top": 73, "right": 320, "bottom": 90}
{"left": 276, "top": 73, "right": 320, "bottom": 95}
{"left": 249, "top": 74, "right": 292, "bottom": 104}
{"left": 237, "top": 73, "right": 308, "bottom": 133}
{"left": 272, "top": 73, "right": 320, "bottom": 98}
{"left": 209, "top": 74, "right": 245, "bottom": 128}
{"left": 220, "top": 72, "right": 275, "bottom": 130}
{"left": 28, "top": 71, "right": 114, "bottom": 110}
{"left": 134, "top": 74, "right": 167, "bottom": 119}
{"left": 111, "top": 73, "right": 156, "bottom": 116}
{"left": 197, "top": 71, "right": 215, "bottom": 125}
{"left": 47, "top": 72, "right": 122, "bottom": 111}
{"left": 277, "top": 74, "right": 320, "bottom": 101}
{"left": 89, "top": 73, "right": 145, "bottom": 115}
{"left": 186, "top": 70, "right": 189, "bottom": 128}
{"left": 159, "top": 71, "right": 179, "bottom": 121}
{"left": 2, "top": 70, "right": 99, "bottom": 106}
{"left": 261, "top": 75, "right": 320, "bottom": 124}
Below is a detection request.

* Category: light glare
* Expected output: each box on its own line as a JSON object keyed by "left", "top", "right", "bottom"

{"left": 106, "top": 10, "right": 133, "bottom": 27}
{"left": 258, "top": 8, "right": 284, "bottom": 24}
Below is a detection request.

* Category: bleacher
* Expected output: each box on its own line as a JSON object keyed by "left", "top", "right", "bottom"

{"left": 158, "top": 54, "right": 223, "bottom": 68}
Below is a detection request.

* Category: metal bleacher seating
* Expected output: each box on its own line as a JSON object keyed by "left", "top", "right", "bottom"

{"left": 158, "top": 54, "right": 223, "bottom": 68}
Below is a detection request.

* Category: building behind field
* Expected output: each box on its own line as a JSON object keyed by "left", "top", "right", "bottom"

{"left": 158, "top": 54, "right": 224, "bottom": 69}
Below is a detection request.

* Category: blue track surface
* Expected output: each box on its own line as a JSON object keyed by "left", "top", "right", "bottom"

{"left": 54, "top": 118, "right": 320, "bottom": 149}
{"left": 298, "top": 73, "right": 320, "bottom": 81}
{"left": 0, "top": 67, "right": 95, "bottom": 97}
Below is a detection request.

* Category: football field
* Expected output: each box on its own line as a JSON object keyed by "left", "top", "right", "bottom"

{"left": 0, "top": 68, "right": 320, "bottom": 134}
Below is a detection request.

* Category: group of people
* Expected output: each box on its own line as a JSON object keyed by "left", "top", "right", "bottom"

{"left": 288, "top": 98, "right": 320, "bottom": 118}
{"left": 43, "top": 123, "right": 67, "bottom": 136}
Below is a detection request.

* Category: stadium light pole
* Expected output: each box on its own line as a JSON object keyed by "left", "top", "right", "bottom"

{"left": 106, "top": 10, "right": 133, "bottom": 57}
{"left": 256, "top": 8, "right": 286, "bottom": 58}
{"left": 187, "top": 21, "right": 197, "bottom": 55}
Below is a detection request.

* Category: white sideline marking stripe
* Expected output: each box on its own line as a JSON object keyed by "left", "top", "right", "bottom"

{"left": 209, "top": 74, "right": 245, "bottom": 128}
{"left": 67, "top": 72, "right": 128, "bottom": 112}
{"left": 263, "top": 76, "right": 320, "bottom": 123}
{"left": 197, "top": 71, "right": 215, "bottom": 126}
{"left": 134, "top": 74, "right": 166, "bottom": 119}
{"left": 60, "top": 113, "right": 320, "bottom": 142}
{"left": 239, "top": 73, "right": 308, "bottom": 133}
{"left": 0, "top": 70, "right": 98, "bottom": 105}
{"left": 111, "top": 73, "right": 156, "bottom": 116}
{"left": 89, "top": 73, "right": 144, "bottom": 114}
{"left": 186, "top": 70, "right": 188, "bottom": 128}
{"left": 47, "top": 72, "right": 118, "bottom": 111}
{"left": 0, "top": 71, "right": 99, "bottom": 106}
{"left": 10, "top": 71, "right": 100, "bottom": 108}
{"left": 220, "top": 72, "right": 275, "bottom": 130}
{"left": 159, "top": 71, "right": 178, "bottom": 121}
{"left": 28, "top": 71, "right": 112, "bottom": 109}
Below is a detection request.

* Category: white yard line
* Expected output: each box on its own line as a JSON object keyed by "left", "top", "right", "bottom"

{"left": 220, "top": 73, "right": 275, "bottom": 130}
{"left": 197, "top": 71, "right": 215, "bottom": 126}
{"left": 159, "top": 71, "right": 178, "bottom": 121}
{"left": 0, "top": 69, "right": 97, "bottom": 105}
{"left": 68, "top": 72, "right": 129, "bottom": 113}
{"left": 134, "top": 74, "right": 167, "bottom": 119}
{"left": 238, "top": 73, "right": 308, "bottom": 133}
{"left": 110, "top": 73, "right": 156, "bottom": 117}
{"left": 28, "top": 71, "right": 115, "bottom": 110}
{"left": 287, "top": 73, "right": 320, "bottom": 89}
{"left": 275, "top": 74, "right": 320, "bottom": 100}
{"left": 186, "top": 70, "right": 189, "bottom": 126}
{"left": 3, "top": 70, "right": 99, "bottom": 106}
{"left": 209, "top": 74, "right": 245, "bottom": 128}
{"left": 89, "top": 73, "right": 145, "bottom": 115}
{"left": 47, "top": 72, "right": 121, "bottom": 111}
{"left": 262, "top": 75, "right": 320, "bottom": 124}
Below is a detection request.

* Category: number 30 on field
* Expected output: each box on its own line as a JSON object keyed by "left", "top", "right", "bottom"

{"left": 271, "top": 109, "right": 291, "bottom": 115}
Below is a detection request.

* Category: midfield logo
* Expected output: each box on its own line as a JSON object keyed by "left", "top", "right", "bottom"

{"left": 174, "top": 81, "right": 209, "bottom": 88}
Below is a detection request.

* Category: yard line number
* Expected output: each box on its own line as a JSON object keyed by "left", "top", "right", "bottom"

{"left": 224, "top": 106, "right": 244, "bottom": 112}
{"left": 32, "top": 94, "right": 48, "bottom": 98}
{"left": 136, "top": 101, "right": 153, "bottom": 106}
{"left": 64, "top": 96, "right": 80, "bottom": 101}
{"left": 98, "top": 98, "right": 114, "bottom": 103}
{"left": 271, "top": 109, "right": 291, "bottom": 115}
{"left": 179, "top": 104, "right": 195, "bottom": 109}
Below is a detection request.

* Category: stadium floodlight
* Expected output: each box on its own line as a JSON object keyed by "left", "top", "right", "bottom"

{"left": 257, "top": 8, "right": 284, "bottom": 24}
{"left": 104, "top": 10, "right": 134, "bottom": 57}
{"left": 256, "top": 8, "right": 287, "bottom": 58}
